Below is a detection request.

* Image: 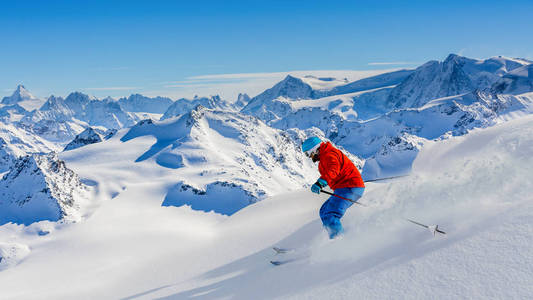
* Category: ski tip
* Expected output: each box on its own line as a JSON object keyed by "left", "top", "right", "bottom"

{"left": 273, "top": 247, "right": 293, "bottom": 254}
{"left": 436, "top": 226, "right": 447, "bottom": 235}
{"left": 270, "top": 260, "right": 284, "bottom": 266}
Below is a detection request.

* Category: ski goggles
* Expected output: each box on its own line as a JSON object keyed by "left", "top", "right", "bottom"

{"left": 304, "top": 148, "right": 318, "bottom": 158}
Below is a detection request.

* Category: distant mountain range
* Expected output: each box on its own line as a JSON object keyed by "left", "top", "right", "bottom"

{"left": 1, "top": 54, "right": 532, "bottom": 224}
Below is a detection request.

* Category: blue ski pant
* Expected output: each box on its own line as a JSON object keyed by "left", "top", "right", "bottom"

{"left": 319, "top": 187, "right": 364, "bottom": 239}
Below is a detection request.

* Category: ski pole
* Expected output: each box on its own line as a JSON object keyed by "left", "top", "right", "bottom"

{"left": 320, "top": 190, "right": 446, "bottom": 236}
{"left": 364, "top": 174, "right": 410, "bottom": 183}
{"left": 319, "top": 190, "right": 367, "bottom": 206}
{"left": 406, "top": 219, "right": 446, "bottom": 235}
{"left": 318, "top": 175, "right": 409, "bottom": 205}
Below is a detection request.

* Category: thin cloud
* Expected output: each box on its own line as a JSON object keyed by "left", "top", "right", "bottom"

{"left": 188, "top": 72, "right": 290, "bottom": 80}
{"left": 84, "top": 86, "right": 140, "bottom": 91}
{"left": 367, "top": 62, "right": 418, "bottom": 66}
{"left": 157, "top": 69, "right": 400, "bottom": 101}
{"left": 163, "top": 78, "right": 249, "bottom": 86}
{"left": 164, "top": 84, "right": 213, "bottom": 89}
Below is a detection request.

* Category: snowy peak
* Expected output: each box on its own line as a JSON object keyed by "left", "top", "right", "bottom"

{"left": 118, "top": 94, "right": 174, "bottom": 114}
{"left": 40, "top": 95, "right": 66, "bottom": 111}
{"left": 0, "top": 153, "right": 89, "bottom": 225}
{"left": 240, "top": 70, "right": 414, "bottom": 123}
{"left": 63, "top": 127, "right": 115, "bottom": 151}
{"left": 244, "top": 75, "right": 314, "bottom": 107}
{"left": 485, "top": 55, "right": 532, "bottom": 74}
{"left": 233, "top": 93, "right": 251, "bottom": 110}
{"left": 64, "top": 91, "right": 93, "bottom": 114}
{"left": 240, "top": 75, "right": 316, "bottom": 122}
{"left": 1, "top": 85, "right": 36, "bottom": 105}
{"left": 119, "top": 107, "right": 315, "bottom": 215}
{"left": 386, "top": 54, "right": 531, "bottom": 109}
{"left": 160, "top": 95, "right": 224, "bottom": 120}
{"left": 272, "top": 75, "right": 314, "bottom": 99}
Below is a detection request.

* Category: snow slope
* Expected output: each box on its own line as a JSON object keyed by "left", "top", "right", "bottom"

{"left": 1, "top": 114, "right": 532, "bottom": 299}
{"left": 63, "top": 105, "right": 316, "bottom": 215}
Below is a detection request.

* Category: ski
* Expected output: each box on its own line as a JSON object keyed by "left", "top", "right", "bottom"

{"left": 270, "top": 258, "right": 301, "bottom": 266}
{"left": 272, "top": 247, "right": 294, "bottom": 254}
{"left": 271, "top": 246, "right": 309, "bottom": 266}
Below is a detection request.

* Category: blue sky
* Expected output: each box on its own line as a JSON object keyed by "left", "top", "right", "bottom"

{"left": 1, "top": 0, "right": 532, "bottom": 100}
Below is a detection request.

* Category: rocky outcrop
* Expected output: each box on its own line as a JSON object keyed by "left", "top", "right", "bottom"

{"left": 0, "top": 153, "right": 89, "bottom": 225}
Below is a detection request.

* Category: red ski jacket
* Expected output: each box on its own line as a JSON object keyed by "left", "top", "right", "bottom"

{"left": 318, "top": 142, "right": 365, "bottom": 190}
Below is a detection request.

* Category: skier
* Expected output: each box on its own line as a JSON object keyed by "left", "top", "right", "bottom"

{"left": 302, "top": 137, "right": 365, "bottom": 239}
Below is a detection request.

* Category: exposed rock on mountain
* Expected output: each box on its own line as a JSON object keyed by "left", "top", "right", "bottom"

{"left": 233, "top": 93, "right": 251, "bottom": 110}
{"left": 0, "top": 137, "right": 16, "bottom": 172}
{"left": 63, "top": 127, "right": 116, "bottom": 151}
{"left": 0, "top": 153, "right": 90, "bottom": 225}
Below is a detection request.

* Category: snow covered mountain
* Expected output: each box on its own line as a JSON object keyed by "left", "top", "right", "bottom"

{"left": 0, "top": 54, "right": 532, "bottom": 214}
{"left": 63, "top": 127, "right": 116, "bottom": 151}
{"left": 114, "top": 105, "right": 316, "bottom": 214}
{"left": 0, "top": 85, "right": 46, "bottom": 123}
{"left": 19, "top": 95, "right": 86, "bottom": 142}
{"left": 6, "top": 91, "right": 139, "bottom": 145}
{"left": 239, "top": 54, "right": 533, "bottom": 179}
{"left": 492, "top": 63, "right": 533, "bottom": 95}
{"left": 0, "top": 103, "right": 28, "bottom": 123}
{"left": 1, "top": 54, "right": 531, "bottom": 196}
{"left": 240, "top": 71, "right": 413, "bottom": 123}
{"left": 1, "top": 85, "right": 37, "bottom": 105}
{"left": 0, "top": 153, "right": 90, "bottom": 225}
{"left": 160, "top": 95, "right": 230, "bottom": 120}
{"left": 118, "top": 94, "right": 174, "bottom": 114}
{"left": 233, "top": 93, "right": 251, "bottom": 110}
{"left": 240, "top": 75, "right": 324, "bottom": 122}
{"left": 0, "top": 122, "right": 60, "bottom": 171}
{"left": 386, "top": 54, "right": 532, "bottom": 108}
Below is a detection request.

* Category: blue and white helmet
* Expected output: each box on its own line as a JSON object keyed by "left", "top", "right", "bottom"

{"left": 302, "top": 136, "right": 322, "bottom": 156}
